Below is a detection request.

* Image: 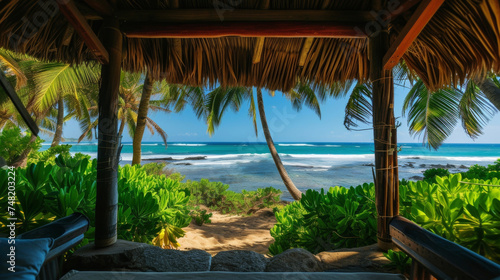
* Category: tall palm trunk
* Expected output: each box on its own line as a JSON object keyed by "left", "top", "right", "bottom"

{"left": 474, "top": 77, "right": 500, "bottom": 111}
{"left": 132, "top": 72, "right": 153, "bottom": 165}
{"left": 256, "top": 88, "right": 303, "bottom": 200}
{"left": 51, "top": 97, "right": 64, "bottom": 147}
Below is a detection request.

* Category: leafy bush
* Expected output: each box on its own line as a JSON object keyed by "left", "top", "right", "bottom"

{"left": 0, "top": 128, "right": 42, "bottom": 165}
{"left": 0, "top": 155, "right": 192, "bottom": 250}
{"left": 190, "top": 208, "right": 212, "bottom": 226}
{"left": 383, "top": 250, "right": 411, "bottom": 275}
{"left": 269, "top": 183, "right": 377, "bottom": 255}
{"left": 423, "top": 168, "right": 450, "bottom": 183}
{"left": 140, "top": 162, "right": 184, "bottom": 180}
{"left": 183, "top": 179, "right": 282, "bottom": 215}
{"left": 270, "top": 173, "right": 500, "bottom": 263}
{"left": 400, "top": 174, "right": 500, "bottom": 261}
{"left": 27, "top": 144, "right": 72, "bottom": 165}
{"left": 461, "top": 162, "right": 500, "bottom": 181}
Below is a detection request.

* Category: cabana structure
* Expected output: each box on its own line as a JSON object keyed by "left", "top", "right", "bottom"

{"left": 1, "top": 0, "right": 500, "bottom": 279}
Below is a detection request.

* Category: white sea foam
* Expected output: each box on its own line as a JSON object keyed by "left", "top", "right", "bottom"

{"left": 398, "top": 155, "right": 498, "bottom": 162}
{"left": 207, "top": 153, "right": 268, "bottom": 159}
{"left": 278, "top": 144, "right": 315, "bottom": 147}
{"left": 283, "top": 161, "right": 331, "bottom": 169}
{"left": 171, "top": 143, "right": 207, "bottom": 146}
{"left": 190, "top": 159, "right": 254, "bottom": 165}
{"left": 284, "top": 154, "right": 374, "bottom": 160}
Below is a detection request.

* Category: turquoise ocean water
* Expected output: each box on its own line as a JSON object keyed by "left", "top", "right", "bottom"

{"left": 49, "top": 142, "right": 500, "bottom": 200}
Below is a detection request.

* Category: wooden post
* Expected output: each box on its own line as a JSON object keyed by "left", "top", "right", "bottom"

{"left": 370, "top": 5, "right": 399, "bottom": 250}
{"left": 95, "top": 18, "right": 122, "bottom": 248}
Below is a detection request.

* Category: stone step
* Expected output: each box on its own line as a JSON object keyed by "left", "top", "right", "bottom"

{"left": 61, "top": 271, "right": 406, "bottom": 280}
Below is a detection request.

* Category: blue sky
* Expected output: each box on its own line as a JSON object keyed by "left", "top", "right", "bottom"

{"left": 59, "top": 84, "right": 500, "bottom": 144}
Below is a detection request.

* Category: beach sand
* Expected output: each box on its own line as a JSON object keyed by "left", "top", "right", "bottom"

{"left": 178, "top": 208, "right": 277, "bottom": 255}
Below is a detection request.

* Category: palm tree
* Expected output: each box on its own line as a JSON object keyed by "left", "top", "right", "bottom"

{"left": 402, "top": 78, "right": 498, "bottom": 149}
{"left": 473, "top": 75, "right": 500, "bottom": 111}
{"left": 206, "top": 83, "right": 346, "bottom": 200}
{"left": 31, "top": 62, "right": 100, "bottom": 147}
{"left": 342, "top": 72, "right": 500, "bottom": 149}
{"left": 256, "top": 88, "right": 303, "bottom": 200}
{"left": 78, "top": 71, "right": 181, "bottom": 161}
{"left": 132, "top": 73, "right": 205, "bottom": 165}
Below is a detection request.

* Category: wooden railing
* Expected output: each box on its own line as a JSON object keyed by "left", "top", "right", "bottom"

{"left": 390, "top": 216, "right": 500, "bottom": 280}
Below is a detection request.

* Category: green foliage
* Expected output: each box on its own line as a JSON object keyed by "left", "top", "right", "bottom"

{"left": 383, "top": 250, "right": 411, "bottom": 275}
{"left": 183, "top": 179, "right": 282, "bottom": 215}
{"left": 401, "top": 174, "right": 500, "bottom": 261}
{"left": 0, "top": 155, "right": 192, "bottom": 251}
{"left": 423, "top": 168, "right": 450, "bottom": 183}
{"left": 27, "top": 144, "right": 72, "bottom": 165}
{"left": 271, "top": 169, "right": 500, "bottom": 263}
{"left": 190, "top": 208, "right": 212, "bottom": 226}
{"left": 269, "top": 183, "right": 377, "bottom": 255}
{"left": 461, "top": 163, "right": 500, "bottom": 181}
{"left": 0, "top": 128, "right": 42, "bottom": 165}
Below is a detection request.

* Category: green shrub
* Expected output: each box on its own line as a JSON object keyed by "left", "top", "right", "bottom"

{"left": 423, "top": 168, "right": 450, "bottom": 183}
{"left": 269, "top": 183, "right": 377, "bottom": 255}
{"left": 0, "top": 155, "right": 192, "bottom": 251}
{"left": 183, "top": 179, "right": 282, "bottom": 215}
{"left": 27, "top": 144, "right": 72, "bottom": 165}
{"left": 190, "top": 208, "right": 212, "bottom": 226}
{"left": 0, "top": 128, "right": 42, "bottom": 165}
{"left": 461, "top": 162, "right": 500, "bottom": 181}
{"left": 383, "top": 250, "right": 411, "bottom": 275}
{"left": 270, "top": 173, "right": 500, "bottom": 262}
{"left": 400, "top": 174, "right": 500, "bottom": 262}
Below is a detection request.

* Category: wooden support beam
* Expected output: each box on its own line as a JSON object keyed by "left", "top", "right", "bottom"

{"left": 370, "top": 16, "right": 398, "bottom": 251}
{"left": 0, "top": 71, "right": 38, "bottom": 136}
{"left": 95, "top": 18, "right": 122, "bottom": 248}
{"left": 117, "top": 9, "right": 374, "bottom": 23}
{"left": 82, "top": 0, "right": 113, "bottom": 16}
{"left": 57, "top": 0, "right": 109, "bottom": 64}
{"left": 383, "top": 0, "right": 445, "bottom": 70}
{"left": 252, "top": 37, "right": 265, "bottom": 64}
{"left": 298, "top": 38, "right": 314, "bottom": 67}
{"left": 123, "top": 22, "right": 367, "bottom": 38}
{"left": 171, "top": 0, "right": 179, "bottom": 9}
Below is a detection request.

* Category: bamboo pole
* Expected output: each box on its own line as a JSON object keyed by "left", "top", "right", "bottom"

{"left": 95, "top": 18, "right": 122, "bottom": 248}
{"left": 370, "top": 6, "right": 399, "bottom": 250}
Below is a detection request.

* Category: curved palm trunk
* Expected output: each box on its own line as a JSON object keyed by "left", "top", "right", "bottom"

{"left": 51, "top": 97, "right": 64, "bottom": 147}
{"left": 256, "top": 88, "right": 303, "bottom": 200}
{"left": 118, "top": 117, "right": 126, "bottom": 137}
{"left": 474, "top": 77, "right": 500, "bottom": 111}
{"left": 132, "top": 72, "right": 153, "bottom": 165}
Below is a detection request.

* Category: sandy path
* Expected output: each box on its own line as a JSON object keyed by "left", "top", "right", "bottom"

{"left": 178, "top": 209, "right": 277, "bottom": 255}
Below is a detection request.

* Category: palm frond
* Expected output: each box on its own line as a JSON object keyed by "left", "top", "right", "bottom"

{"left": 402, "top": 80, "right": 461, "bottom": 149}
{"left": 146, "top": 117, "right": 168, "bottom": 147}
{"left": 344, "top": 83, "right": 372, "bottom": 130}
{"left": 459, "top": 80, "right": 497, "bottom": 138}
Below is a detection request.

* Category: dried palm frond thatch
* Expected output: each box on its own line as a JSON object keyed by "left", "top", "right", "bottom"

{"left": 0, "top": 0, "right": 498, "bottom": 92}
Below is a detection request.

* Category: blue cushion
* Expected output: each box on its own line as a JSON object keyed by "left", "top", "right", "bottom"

{"left": 0, "top": 237, "right": 54, "bottom": 280}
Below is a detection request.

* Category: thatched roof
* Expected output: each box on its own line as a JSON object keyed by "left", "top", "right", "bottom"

{"left": 0, "top": 0, "right": 499, "bottom": 92}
